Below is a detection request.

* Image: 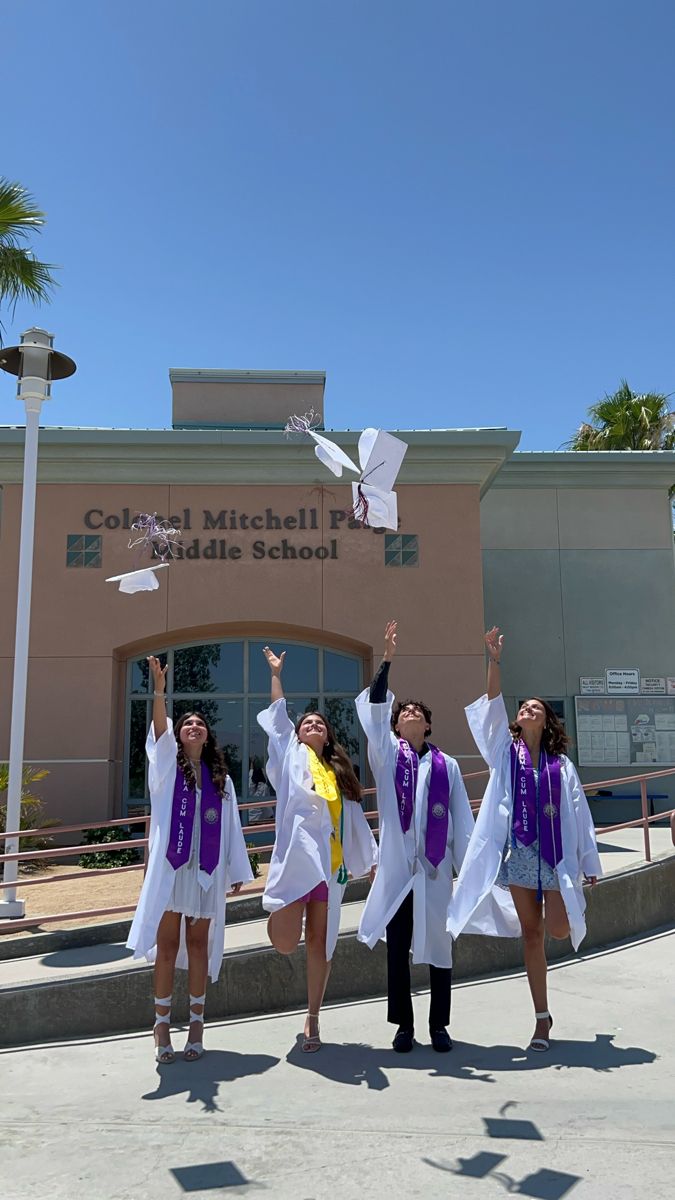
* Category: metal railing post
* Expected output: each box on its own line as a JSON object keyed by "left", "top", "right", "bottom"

{"left": 640, "top": 778, "right": 651, "bottom": 862}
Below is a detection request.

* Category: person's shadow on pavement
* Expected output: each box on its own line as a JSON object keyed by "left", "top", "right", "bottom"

{"left": 142, "top": 1049, "right": 279, "bottom": 1112}
{"left": 286, "top": 1037, "right": 495, "bottom": 1089}
{"left": 286, "top": 1031, "right": 657, "bottom": 1089}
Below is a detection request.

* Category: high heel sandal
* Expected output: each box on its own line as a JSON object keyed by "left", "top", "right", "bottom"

{"left": 154, "top": 995, "right": 175, "bottom": 1064}
{"left": 302, "top": 1012, "right": 322, "bottom": 1053}
{"left": 183, "top": 992, "right": 206, "bottom": 1061}
{"left": 530, "top": 1011, "right": 554, "bottom": 1052}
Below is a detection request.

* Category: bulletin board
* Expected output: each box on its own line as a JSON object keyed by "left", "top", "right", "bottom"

{"left": 574, "top": 695, "right": 675, "bottom": 767}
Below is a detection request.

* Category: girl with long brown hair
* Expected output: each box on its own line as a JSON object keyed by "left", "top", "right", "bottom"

{"left": 258, "top": 646, "right": 377, "bottom": 1052}
{"left": 127, "top": 656, "right": 252, "bottom": 1063}
{"left": 448, "top": 628, "right": 601, "bottom": 1052}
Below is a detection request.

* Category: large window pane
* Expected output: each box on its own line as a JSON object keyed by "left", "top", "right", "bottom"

{"left": 173, "top": 643, "right": 243, "bottom": 694}
{"left": 248, "top": 700, "right": 276, "bottom": 799}
{"left": 126, "top": 638, "right": 365, "bottom": 812}
{"left": 130, "top": 657, "right": 150, "bottom": 694}
{"left": 284, "top": 695, "right": 320, "bottom": 727}
{"left": 173, "top": 698, "right": 243, "bottom": 794}
{"left": 323, "top": 696, "right": 362, "bottom": 769}
{"left": 248, "top": 641, "right": 319, "bottom": 694}
{"left": 324, "top": 650, "right": 361, "bottom": 694}
{"left": 128, "top": 700, "right": 149, "bottom": 797}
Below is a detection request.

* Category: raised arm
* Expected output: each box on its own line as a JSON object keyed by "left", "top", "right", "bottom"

{"left": 370, "top": 619, "right": 397, "bottom": 702}
{"left": 148, "top": 655, "right": 168, "bottom": 738}
{"left": 262, "top": 645, "right": 286, "bottom": 703}
{"left": 485, "top": 627, "right": 504, "bottom": 700}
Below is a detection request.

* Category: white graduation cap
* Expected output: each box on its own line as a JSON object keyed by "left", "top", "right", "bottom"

{"left": 348, "top": 428, "right": 407, "bottom": 530}
{"left": 307, "top": 430, "right": 359, "bottom": 478}
{"left": 105, "top": 563, "right": 169, "bottom": 594}
{"left": 356, "top": 428, "right": 407, "bottom": 492}
{"left": 286, "top": 413, "right": 408, "bottom": 529}
{"left": 350, "top": 482, "right": 398, "bottom": 531}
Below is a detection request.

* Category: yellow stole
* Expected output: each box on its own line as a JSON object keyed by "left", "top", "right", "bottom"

{"left": 307, "top": 747, "right": 345, "bottom": 878}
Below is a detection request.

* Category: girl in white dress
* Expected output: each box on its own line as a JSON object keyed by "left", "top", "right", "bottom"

{"left": 447, "top": 628, "right": 601, "bottom": 1052}
{"left": 258, "top": 646, "right": 377, "bottom": 1052}
{"left": 127, "top": 656, "right": 252, "bottom": 1063}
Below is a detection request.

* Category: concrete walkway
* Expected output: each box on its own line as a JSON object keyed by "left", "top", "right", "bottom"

{"left": 1, "top": 925, "right": 672, "bottom": 1200}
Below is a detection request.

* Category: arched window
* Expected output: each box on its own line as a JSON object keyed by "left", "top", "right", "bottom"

{"left": 125, "top": 638, "right": 364, "bottom": 815}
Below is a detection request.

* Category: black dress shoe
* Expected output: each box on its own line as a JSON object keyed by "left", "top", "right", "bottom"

{"left": 430, "top": 1028, "right": 453, "bottom": 1053}
{"left": 392, "top": 1028, "right": 415, "bottom": 1053}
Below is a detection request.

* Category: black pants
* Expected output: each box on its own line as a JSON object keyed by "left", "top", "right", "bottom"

{"left": 385, "top": 890, "right": 452, "bottom": 1031}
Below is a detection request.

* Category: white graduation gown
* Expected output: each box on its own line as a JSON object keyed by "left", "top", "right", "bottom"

{"left": 354, "top": 687, "right": 478, "bottom": 969}
{"left": 257, "top": 698, "right": 378, "bottom": 961}
{"left": 127, "top": 719, "right": 253, "bottom": 982}
{"left": 446, "top": 693, "right": 603, "bottom": 952}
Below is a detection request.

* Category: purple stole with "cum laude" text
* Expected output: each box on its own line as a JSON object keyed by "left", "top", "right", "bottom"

{"left": 510, "top": 739, "right": 563, "bottom": 869}
{"left": 394, "top": 740, "right": 450, "bottom": 868}
{"left": 166, "top": 764, "right": 223, "bottom": 888}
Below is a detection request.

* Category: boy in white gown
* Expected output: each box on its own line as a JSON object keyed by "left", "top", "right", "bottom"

{"left": 355, "top": 621, "right": 476, "bottom": 1053}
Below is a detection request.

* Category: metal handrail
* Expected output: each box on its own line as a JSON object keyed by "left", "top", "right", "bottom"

{"left": 2, "top": 765, "right": 674, "bottom": 935}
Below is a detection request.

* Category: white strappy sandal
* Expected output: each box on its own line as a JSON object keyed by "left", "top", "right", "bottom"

{"left": 530, "top": 1011, "right": 554, "bottom": 1052}
{"left": 183, "top": 992, "right": 206, "bottom": 1061}
{"left": 302, "top": 1012, "right": 322, "bottom": 1053}
{"left": 154, "top": 995, "right": 175, "bottom": 1064}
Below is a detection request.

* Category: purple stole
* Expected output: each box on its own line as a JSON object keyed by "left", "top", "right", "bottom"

{"left": 510, "top": 740, "right": 563, "bottom": 869}
{"left": 394, "top": 741, "right": 450, "bottom": 868}
{"left": 166, "top": 763, "right": 223, "bottom": 887}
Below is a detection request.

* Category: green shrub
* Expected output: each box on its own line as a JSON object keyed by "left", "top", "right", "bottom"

{"left": 0, "top": 764, "right": 58, "bottom": 874}
{"left": 246, "top": 845, "right": 261, "bottom": 879}
{"left": 78, "top": 825, "right": 141, "bottom": 869}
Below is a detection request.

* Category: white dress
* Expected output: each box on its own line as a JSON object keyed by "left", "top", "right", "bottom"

{"left": 257, "top": 698, "right": 378, "bottom": 960}
{"left": 447, "top": 693, "right": 603, "bottom": 952}
{"left": 166, "top": 787, "right": 217, "bottom": 920}
{"left": 354, "top": 686, "right": 479, "bottom": 969}
{"left": 127, "top": 719, "right": 254, "bottom": 982}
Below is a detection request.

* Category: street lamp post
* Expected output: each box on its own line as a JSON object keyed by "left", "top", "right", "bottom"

{"left": 0, "top": 329, "right": 76, "bottom": 917}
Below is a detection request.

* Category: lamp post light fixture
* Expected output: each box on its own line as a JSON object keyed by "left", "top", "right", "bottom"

{"left": 0, "top": 329, "right": 76, "bottom": 917}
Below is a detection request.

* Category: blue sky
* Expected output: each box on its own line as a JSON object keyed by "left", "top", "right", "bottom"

{"left": 2, "top": 0, "right": 674, "bottom": 450}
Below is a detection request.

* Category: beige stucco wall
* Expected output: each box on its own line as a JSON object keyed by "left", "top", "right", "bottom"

{"left": 171, "top": 379, "right": 326, "bottom": 428}
{"left": 0, "top": 480, "right": 486, "bottom": 822}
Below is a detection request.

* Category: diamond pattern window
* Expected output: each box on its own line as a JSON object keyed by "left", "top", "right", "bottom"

{"left": 66, "top": 534, "right": 102, "bottom": 568}
{"left": 384, "top": 533, "right": 419, "bottom": 567}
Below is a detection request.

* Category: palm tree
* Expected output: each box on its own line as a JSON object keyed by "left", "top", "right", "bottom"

{"left": 567, "top": 380, "right": 675, "bottom": 451}
{"left": 0, "top": 178, "right": 57, "bottom": 337}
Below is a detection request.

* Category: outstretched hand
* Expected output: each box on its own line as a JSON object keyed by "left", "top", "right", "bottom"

{"left": 383, "top": 620, "right": 397, "bottom": 662}
{"left": 147, "top": 655, "right": 168, "bottom": 692}
{"left": 263, "top": 645, "right": 286, "bottom": 676}
{"left": 484, "top": 627, "right": 504, "bottom": 663}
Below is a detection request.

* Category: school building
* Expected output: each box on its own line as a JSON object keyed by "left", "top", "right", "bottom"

{"left": 1, "top": 368, "right": 674, "bottom": 828}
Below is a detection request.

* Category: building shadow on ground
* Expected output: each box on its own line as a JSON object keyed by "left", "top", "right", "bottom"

{"left": 142, "top": 1048, "right": 279, "bottom": 1112}
{"left": 40, "top": 943, "right": 134, "bottom": 968}
{"left": 286, "top": 1032, "right": 657, "bottom": 1089}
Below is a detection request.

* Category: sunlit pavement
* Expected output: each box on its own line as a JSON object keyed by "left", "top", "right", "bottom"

{"left": 2, "top": 925, "right": 672, "bottom": 1200}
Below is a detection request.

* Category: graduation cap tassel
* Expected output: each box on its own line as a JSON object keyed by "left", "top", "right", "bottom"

{"left": 346, "top": 482, "right": 370, "bottom": 526}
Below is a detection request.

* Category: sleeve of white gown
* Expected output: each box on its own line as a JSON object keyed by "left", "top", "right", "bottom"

{"left": 343, "top": 799, "right": 379, "bottom": 878}
{"left": 464, "top": 693, "right": 513, "bottom": 770}
{"left": 354, "top": 686, "right": 398, "bottom": 776}
{"left": 256, "top": 698, "right": 296, "bottom": 793}
{"left": 448, "top": 759, "right": 477, "bottom": 875}
{"left": 146, "top": 718, "right": 177, "bottom": 797}
{"left": 225, "top": 777, "right": 254, "bottom": 885}
{"left": 566, "top": 758, "right": 603, "bottom": 879}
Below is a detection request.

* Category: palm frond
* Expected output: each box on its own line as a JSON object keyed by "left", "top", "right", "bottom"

{"left": 0, "top": 244, "right": 57, "bottom": 310}
{"left": 0, "top": 178, "right": 46, "bottom": 242}
{"left": 569, "top": 381, "right": 674, "bottom": 451}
